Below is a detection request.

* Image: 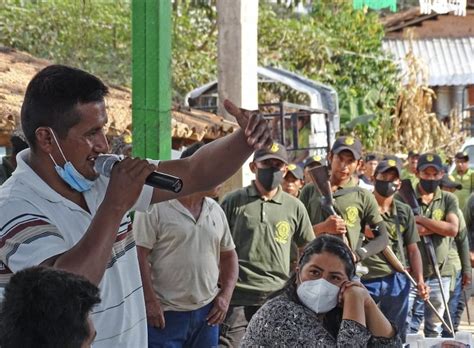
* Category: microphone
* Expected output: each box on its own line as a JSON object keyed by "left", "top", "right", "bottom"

{"left": 94, "top": 154, "right": 183, "bottom": 193}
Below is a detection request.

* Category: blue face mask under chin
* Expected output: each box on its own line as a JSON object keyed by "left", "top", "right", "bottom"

{"left": 48, "top": 128, "right": 95, "bottom": 193}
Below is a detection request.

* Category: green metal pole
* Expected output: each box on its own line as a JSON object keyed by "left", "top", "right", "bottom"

{"left": 132, "top": 0, "right": 172, "bottom": 160}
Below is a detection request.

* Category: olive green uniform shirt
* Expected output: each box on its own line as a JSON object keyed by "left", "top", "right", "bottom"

{"left": 441, "top": 208, "right": 472, "bottom": 290}
{"left": 414, "top": 186, "right": 459, "bottom": 278}
{"left": 362, "top": 200, "right": 420, "bottom": 280}
{"left": 463, "top": 193, "right": 474, "bottom": 251}
{"left": 451, "top": 169, "right": 474, "bottom": 209}
{"left": 221, "top": 183, "right": 314, "bottom": 306}
{"left": 299, "top": 178, "right": 384, "bottom": 257}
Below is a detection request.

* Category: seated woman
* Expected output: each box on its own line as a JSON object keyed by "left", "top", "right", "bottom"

{"left": 241, "top": 235, "right": 402, "bottom": 347}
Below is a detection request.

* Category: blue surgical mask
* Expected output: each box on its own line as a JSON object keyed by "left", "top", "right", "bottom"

{"left": 48, "top": 128, "right": 94, "bottom": 192}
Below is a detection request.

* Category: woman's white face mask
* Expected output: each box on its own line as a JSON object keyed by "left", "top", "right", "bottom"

{"left": 296, "top": 278, "right": 340, "bottom": 314}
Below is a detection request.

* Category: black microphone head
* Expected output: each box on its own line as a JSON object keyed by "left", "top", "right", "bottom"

{"left": 94, "top": 154, "right": 121, "bottom": 177}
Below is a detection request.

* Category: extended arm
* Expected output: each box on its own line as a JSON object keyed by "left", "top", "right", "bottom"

{"left": 355, "top": 221, "right": 389, "bottom": 261}
{"left": 152, "top": 100, "right": 272, "bottom": 203}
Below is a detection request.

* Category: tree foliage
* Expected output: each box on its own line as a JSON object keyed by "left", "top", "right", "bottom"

{"left": 0, "top": 0, "right": 131, "bottom": 87}
{"left": 258, "top": 1, "right": 400, "bottom": 148}
{"left": 172, "top": 4, "right": 217, "bottom": 101}
{"left": 0, "top": 0, "right": 401, "bottom": 149}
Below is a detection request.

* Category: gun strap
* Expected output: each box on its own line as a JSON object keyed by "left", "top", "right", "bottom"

{"left": 418, "top": 198, "right": 438, "bottom": 272}
{"left": 394, "top": 204, "right": 407, "bottom": 269}
{"left": 320, "top": 187, "right": 358, "bottom": 217}
{"left": 333, "top": 187, "right": 358, "bottom": 199}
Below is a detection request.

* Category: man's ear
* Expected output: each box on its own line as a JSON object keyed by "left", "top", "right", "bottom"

{"left": 249, "top": 161, "right": 257, "bottom": 174}
{"left": 328, "top": 151, "right": 333, "bottom": 164}
{"left": 395, "top": 179, "right": 402, "bottom": 190}
{"left": 35, "top": 127, "right": 55, "bottom": 154}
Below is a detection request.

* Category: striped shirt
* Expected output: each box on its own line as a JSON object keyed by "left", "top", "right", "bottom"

{"left": 0, "top": 149, "right": 154, "bottom": 347}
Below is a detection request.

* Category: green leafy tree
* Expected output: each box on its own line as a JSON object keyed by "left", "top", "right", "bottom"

{"left": 258, "top": 1, "right": 400, "bottom": 148}
{"left": 0, "top": 0, "right": 131, "bottom": 87}
{"left": 0, "top": 0, "right": 401, "bottom": 149}
{"left": 171, "top": 4, "right": 217, "bottom": 101}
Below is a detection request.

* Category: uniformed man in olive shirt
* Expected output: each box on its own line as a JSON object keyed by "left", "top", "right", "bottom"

{"left": 282, "top": 163, "right": 304, "bottom": 198}
{"left": 358, "top": 153, "right": 378, "bottom": 192}
{"left": 404, "top": 153, "right": 459, "bottom": 338}
{"left": 299, "top": 136, "right": 389, "bottom": 263}
{"left": 401, "top": 150, "right": 420, "bottom": 188}
{"left": 452, "top": 151, "right": 474, "bottom": 209}
{"left": 219, "top": 142, "right": 314, "bottom": 347}
{"left": 361, "top": 159, "right": 427, "bottom": 342}
{"left": 439, "top": 174, "right": 472, "bottom": 337}
{"left": 462, "top": 193, "right": 474, "bottom": 265}
{"left": 302, "top": 154, "right": 325, "bottom": 185}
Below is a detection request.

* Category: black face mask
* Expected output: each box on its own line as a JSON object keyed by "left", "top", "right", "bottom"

{"left": 374, "top": 179, "right": 398, "bottom": 197}
{"left": 419, "top": 178, "right": 441, "bottom": 194}
{"left": 257, "top": 167, "right": 284, "bottom": 191}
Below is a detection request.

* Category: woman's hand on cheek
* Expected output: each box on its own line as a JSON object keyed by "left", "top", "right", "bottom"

{"left": 338, "top": 281, "right": 371, "bottom": 307}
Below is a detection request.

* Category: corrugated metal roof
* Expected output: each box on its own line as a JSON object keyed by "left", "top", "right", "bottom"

{"left": 382, "top": 37, "right": 474, "bottom": 86}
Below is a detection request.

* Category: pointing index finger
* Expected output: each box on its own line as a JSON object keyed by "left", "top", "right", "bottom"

{"left": 223, "top": 99, "right": 247, "bottom": 120}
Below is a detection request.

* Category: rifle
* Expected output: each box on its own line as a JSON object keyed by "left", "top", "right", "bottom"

{"left": 308, "top": 165, "right": 368, "bottom": 275}
{"left": 397, "top": 179, "right": 455, "bottom": 335}
{"left": 308, "top": 165, "right": 350, "bottom": 247}
{"left": 463, "top": 290, "right": 471, "bottom": 325}
{"left": 382, "top": 247, "right": 453, "bottom": 335}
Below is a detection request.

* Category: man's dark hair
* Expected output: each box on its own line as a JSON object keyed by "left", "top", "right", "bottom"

{"left": 21, "top": 65, "right": 109, "bottom": 151}
{"left": 180, "top": 141, "right": 206, "bottom": 159}
{"left": 0, "top": 266, "right": 101, "bottom": 348}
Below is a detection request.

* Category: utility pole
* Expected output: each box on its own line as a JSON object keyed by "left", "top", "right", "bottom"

{"left": 132, "top": 0, "right": 172, "bottom": 160}
{"left": 217, "top": 0, "right": 259, "bottom": 119}
{"left": 217, "top": 0, "right": 259, "bottom": 189}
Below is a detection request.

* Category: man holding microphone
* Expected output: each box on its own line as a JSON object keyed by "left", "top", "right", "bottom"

{"left": 0, "top": 65, "right": 272, "bottom": 347}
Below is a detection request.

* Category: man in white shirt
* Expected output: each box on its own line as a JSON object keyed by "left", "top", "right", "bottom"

{"left": 0, "top": 65, "right": 271, "bottom": 347}
{"left": 134, "top": 142, "right": 238, "bottom": 348}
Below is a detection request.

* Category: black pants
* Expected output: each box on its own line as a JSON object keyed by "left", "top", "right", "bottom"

{"left": 218, "top": 305, "right": 260, "bottom": 348}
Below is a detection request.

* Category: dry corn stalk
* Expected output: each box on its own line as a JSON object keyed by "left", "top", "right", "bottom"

{"left": 374, "top": 44, "right": 464, "bottom": 157}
